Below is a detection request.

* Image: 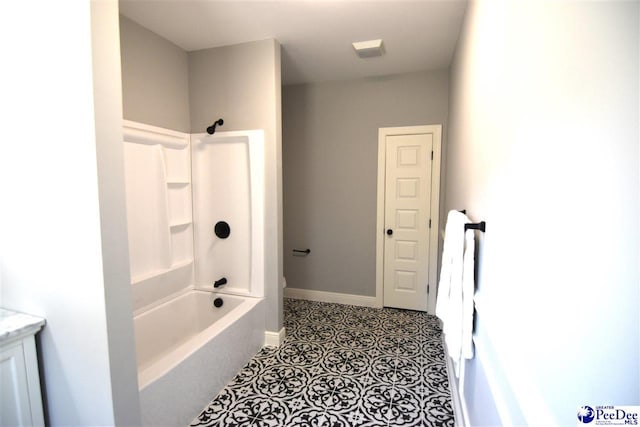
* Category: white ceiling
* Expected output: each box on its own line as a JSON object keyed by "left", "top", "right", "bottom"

{"left": 119, "top": 0, "right": 468, "bottom": 85}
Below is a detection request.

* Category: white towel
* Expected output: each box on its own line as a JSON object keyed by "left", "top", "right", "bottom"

{"left": 461, "top": 229, "right": 475, "bottom": 360}
{"left": 436, "top": 210, "right": 476, "bottom": 377}
{"left": 436, "top": 210, "right": 466, "bottom": 362}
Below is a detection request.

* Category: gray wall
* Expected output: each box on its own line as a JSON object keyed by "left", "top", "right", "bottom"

{"left": 282, "top": 70, "right": 448, "bottom": 297}
{"left": 0, "top": 2, "right": 139, "bottom": 425}
{"left": 188, "top": 39, "right": 284, "bottom": 332}
{"left": 119, "top": 16, "right": 190, "bottom": 132}
{"left": 447, "top": 1, "right": 639, "bottom": 425}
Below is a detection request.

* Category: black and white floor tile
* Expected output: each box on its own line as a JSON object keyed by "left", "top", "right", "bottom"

{"left": 191, "top": 298, "right": 454, "bottom": 427}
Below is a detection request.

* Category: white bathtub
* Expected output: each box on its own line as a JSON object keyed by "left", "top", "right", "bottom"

{"left": 135, "top": 290, "right": 265, "bottom": 426}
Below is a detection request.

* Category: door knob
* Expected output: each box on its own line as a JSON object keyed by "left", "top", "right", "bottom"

{"left": 386, "top": 229, "right": 393, "bottom": 236}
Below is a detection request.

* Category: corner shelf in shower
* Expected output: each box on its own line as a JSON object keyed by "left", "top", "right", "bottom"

{"left": 166, "top": 181, "right": 190, "bottom": 186}
{"left": 169, "top": 221, "right": 192, "bottom": 229}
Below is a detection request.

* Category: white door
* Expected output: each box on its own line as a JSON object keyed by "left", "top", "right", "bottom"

{"left": 377, "top": 126, "right": 441, "bottom": 311}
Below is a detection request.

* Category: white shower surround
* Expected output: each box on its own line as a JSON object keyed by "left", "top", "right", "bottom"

{"left": 122, "top": 120, "right": 266, "bottom": 310}
{"left": 122, "top": 121, "right": 267, "bottom": 426}
{"left": 123, "top": 121, "right": 195, "bottom": 314}
{"left": 191, "top": 130, "right": 265, "bottom": 298}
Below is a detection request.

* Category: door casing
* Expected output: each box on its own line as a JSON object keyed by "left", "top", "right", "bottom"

{"left": 375, "top": 125, "right": 442, "bottom": 313}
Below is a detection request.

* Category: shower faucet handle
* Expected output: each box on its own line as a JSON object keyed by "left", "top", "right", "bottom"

{"left": 213, "top": 277, "right": 228, "bottom": 288}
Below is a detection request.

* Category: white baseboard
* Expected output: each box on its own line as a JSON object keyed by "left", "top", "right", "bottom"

{"left": 264, "top": 327, "right": 286, "bottom": 347}
{"left": 284, "top": 288, "right": 378, "bottom": 308}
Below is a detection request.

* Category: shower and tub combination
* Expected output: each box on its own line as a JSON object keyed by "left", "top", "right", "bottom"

{"left": 122, "top": 120, "right": 266, "bottom": 426}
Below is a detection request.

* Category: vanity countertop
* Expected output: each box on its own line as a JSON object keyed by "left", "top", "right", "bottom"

{"left": 0, "top": 308, "right": 45, "bottom": 344}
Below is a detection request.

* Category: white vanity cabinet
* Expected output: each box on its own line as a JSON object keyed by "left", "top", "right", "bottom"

{"left": 0, "top": 309, "right": 45, "bottom": 427}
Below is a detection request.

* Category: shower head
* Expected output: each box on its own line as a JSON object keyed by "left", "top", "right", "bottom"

{"left": 206, "top": 118, "right": 224, "bottom": 135}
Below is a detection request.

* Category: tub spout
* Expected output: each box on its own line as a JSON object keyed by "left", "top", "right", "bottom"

{"left": 213, "top": 277, "right": 227, "bottom": 288}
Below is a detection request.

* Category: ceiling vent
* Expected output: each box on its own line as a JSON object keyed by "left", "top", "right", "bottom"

{"left": 352, "top": 39, "right": 385, "bottom": 58}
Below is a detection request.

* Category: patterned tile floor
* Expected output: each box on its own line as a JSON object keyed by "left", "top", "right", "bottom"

{"left": 191, "top": 298, "right": 454, "bottom": 427}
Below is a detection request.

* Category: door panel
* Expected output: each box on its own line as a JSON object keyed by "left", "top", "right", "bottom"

{"left": 383, "top": 133, "right": 432, "bottom": 311}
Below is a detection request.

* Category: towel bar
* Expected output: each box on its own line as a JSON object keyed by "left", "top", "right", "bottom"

{"left": 464, "top": 221, "right": 486, "bottom": 232}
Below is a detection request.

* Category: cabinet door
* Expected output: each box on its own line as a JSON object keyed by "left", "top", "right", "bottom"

{"left": 1, "top": 342, "right": 32, "bottom": 426}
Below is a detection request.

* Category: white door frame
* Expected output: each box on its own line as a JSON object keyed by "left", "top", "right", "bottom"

{"left": 375, "top": 125, "right": 442, "bottom": 313}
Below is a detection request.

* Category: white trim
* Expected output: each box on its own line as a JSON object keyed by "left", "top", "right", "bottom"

{"left": 427, "top": 126, "right": 442, "bottom": 313}
{"left": 123, "top": 119, "right": 189, "bottom": 148}
{"left": 264, "top": 327, "right": 286, "bottom": 347}
{"left": 284, "top": 288, "right": 378, "bottom": 308}
{"left": 375, "top": 130, "right": 386, "bottom": 309}
{"left": 375, "top": 125, "right": 442, "bottom": 313}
